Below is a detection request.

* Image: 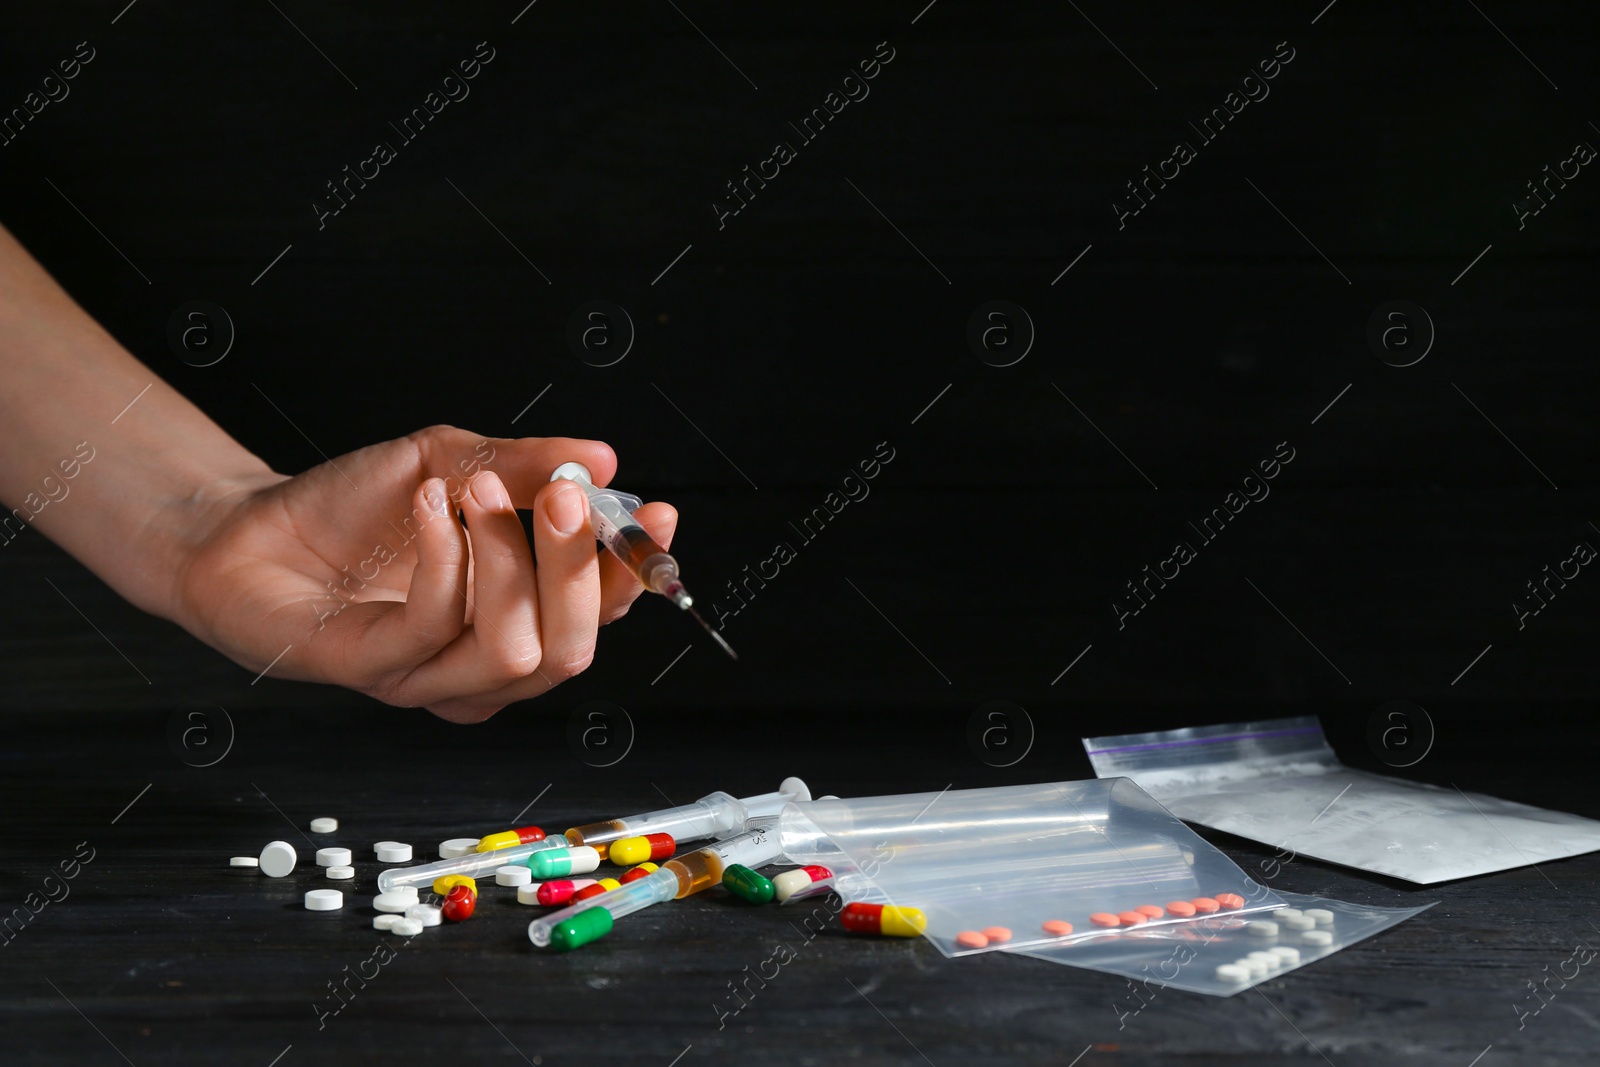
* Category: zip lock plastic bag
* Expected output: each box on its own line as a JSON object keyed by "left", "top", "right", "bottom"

{"left": 1012, "top": 891, "right": 1433, "bottom": 998}
{"left": 778, "top": 779, "right": 1284, "bottom": 956}
{"left": 1083, "top": 716, "right": 1600, "bottom": 884}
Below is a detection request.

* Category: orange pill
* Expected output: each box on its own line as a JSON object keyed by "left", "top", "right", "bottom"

{"left": 1090, "top": 912, "right": 1121, "bottom": 927}
{"left": 955, "top": 930, "right": 989, "bottom": 949}
{"left": 1165, "top": 900, "right": 1197, "bottom": 917}
{"left": 1117, "top": 911, "right": 1147, "bottom": 926}
{"left": 1190, "top": 897, "right": 1220, "bottom": 914}
{"left": 1135, "top": 905, "right": 1164, "bottom": 919}
{"left": 980, "top": 926, "right": 1012, "bottom": 943}
{"left": 1215, "top": 893, "right": 1245, "bottom": 910}
{"left": 1042, "top": 920, "right": 1074, "bottom": 936}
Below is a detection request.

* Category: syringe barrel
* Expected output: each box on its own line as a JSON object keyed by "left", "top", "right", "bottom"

{"left": 377, "top": 836, "right": 569, "bottom": 892}
{"left": 528, "top": 867, "right": 678, "bottom": 947}
{"left": 565, "top": 793, "right": 743, "bottom": 857}
{"left": 666, "top": 820, "right": 785, "bottom": 898}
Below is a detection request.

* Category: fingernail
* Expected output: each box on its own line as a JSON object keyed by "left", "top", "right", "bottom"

{"left": 546, "top": 483, "right": 588, "bottom": 535}
{"left": 471, "top": 471, "right": 511, "bottom": 511}
{"left": 423, "top": 478, "right": 447, "bottom": 514}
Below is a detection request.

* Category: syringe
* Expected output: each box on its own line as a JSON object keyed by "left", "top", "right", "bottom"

{"left": 530, "top": 819, "right": 785, "bottom": 949}
{"left": 375, "top": 778, "right": 810, "bottom": 890}
{"left": 549, "top": 461, "right": 736, "bottom": 660}
{"left": 562, "top": 777, "right": 810, "bottom": 860}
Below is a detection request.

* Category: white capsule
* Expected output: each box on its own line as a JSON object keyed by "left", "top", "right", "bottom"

{"left": 516, "top": 883, "right": 544, "bottom": 905}
{"left": 1305, "top": 908, "right": 1335, "bottom": 926}
{"left": 375, "top": 842, "right": 413, "bottom": 863}
{"left": 1246, "top": 920, "right": 1279, "bottom": 938}
{"left": 496, "top": 865, "right": 532, "bottom": 887}
{"left": 1302, "top": 929, "right": 1334, "bottom": 947}
{"left": 304, "top": 889, "right": 343, "bottom": 911}
{"left": 325, "top": 865, "right": 355, "bottom": 880}
{"left": 315, "top": 847, "right": 352, "bottom": 868}
{"left": 406, "top": 903, "right": 443, "bottom": 927}
{"left": 309, "top": 817, "right": 338, "bottom": 834}
{"left": 1269, "top": 946, "right": 1301, "bottom": 965}
{"left": 391, "top": 917, "right": 424, "bottom": 936}
{"left": 229, "top": 856, "right": 259, "bottom": 868}
{"left": 373, "top": 914, "right": 402, "bottom": 931}
{"left": 1282, "top": 912, "right": 1316, "bottom": 930}
{"left": 373, "top": 892, "right": 413, "bottom": 913}
{"left": 1215, "top": 963, "right": 1252, "bottom": 982}
{"left": 259, "top": 841, "right": 297, "bottom": 878}
{"left": 440, "top": 838, "right": 480, "bottom": 859}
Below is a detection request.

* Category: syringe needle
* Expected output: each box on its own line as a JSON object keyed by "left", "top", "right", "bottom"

{"left": 687, "top": 604, "right": 738, "bottom": 660}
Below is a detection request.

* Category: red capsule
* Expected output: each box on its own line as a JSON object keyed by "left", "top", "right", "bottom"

{"left": 839, "top": 902, "right": 926, "bottom": 937}
{"left": 536, "top": 879, "right": 597, "bottom": 906}
{"left": 442, "top": 885, "right": 476, "bottom": 922}
{"left": 608, "top": 833, "right": 676, "bottom": 865}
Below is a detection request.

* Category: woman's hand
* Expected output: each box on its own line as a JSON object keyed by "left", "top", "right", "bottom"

{"left": 173, "top": 425, "right": 677, "bottom": 721}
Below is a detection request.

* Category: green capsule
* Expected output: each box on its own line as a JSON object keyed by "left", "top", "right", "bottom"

{"left": 722, "top": 863, "right": 775, "bottom": 905}
{"left": 547, "top": 906, "right": 614, "bottom": 951}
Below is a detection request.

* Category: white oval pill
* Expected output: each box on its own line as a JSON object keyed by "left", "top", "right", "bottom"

{"left": 325, "top": 865, "right": 355, "bottom": 880}
{"left": 229, "top": 856, "right": 259, "bottom": 868}
{"left": 1282, "top": 913, "right": 1316, "bottom": 930}
{"left": 1216, "top": 963, "right": 1251, "bottom": 982}
{"left": 516, "top": 883, "right": 544, "bottom": 905}
{"left": 1239, "top": 955, "right": 1270, "bottom": 977}
{"left": 305, "top": 889, "right": 343, "bottom": 911}
{"left": 440, "top": 838, "right": 480, "bottom": 859}
{"left": 310, "top": 817, "right": 338, "bottom": 834}
{"left": 373, "top": 892, "right": 412, "bottom": 913}
{"left": 376, "top": 842, "right": 413, "bottom": 863}
{"left": 391, "top": 917, "right": 424, "bottom": 936}
{"left": 315, "top": 847, "right": 351, "bottom": 867}
{"left": 1305, "top": 908, "right": 1335, "bottom": 926}
{"left": 1246, "top": 920, "right": 1279, "bottom": 937}
{"left": 373, "top": 914, "right": 401, "bottom": 931}
{"left": 1269, "top": 946, "right": 1301, "bottom": 965}
{"left": 259, "top": 841, "right": 297, "bottom": 878}
{"left": 496, "top": 865, "right": 532, "bottom": 887}
{"left": 1275, "top": 908, "right": 1303, "bottom": 920}
{"left": 1302, "top": 929, "right": 1334, "bottom": 946}
{"left": 1247, "top": 951, "right": 1281, "bottom": 970}
{"left": 406, "top": 903, "right": 443, "bottom": 927}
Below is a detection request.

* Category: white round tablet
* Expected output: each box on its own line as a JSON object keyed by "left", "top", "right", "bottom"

{"left": 229, "top": 856, "right": 259, "bottom": 868}
{"left": 495, "top": 865, "right": 532, "bottom": 887}
{"left": 1302, "top": 929, "right": 1334, "bottom": 947}
{"left": 259, "top": 841, "right": 297, "bottom": 878}
{"left": 325, "top": 865, "right": 355, "bottom": 880}
{"left": 1269, "top": 946, "right": 1301, "bottom": 965}
{"left": 376, "top": 842, "right": 413, "bottom": 864}
{"left": 373, "top": 914, "right": 401, "bottom": 931}
{"left": 1282, "top": 913, "right": 1316, "bottom": 930}
{"left": 440, "top": 838, "right": 480, "bottom": 859}
{"left": 310, "top": 817, "right": 338, "bottom": 834}
{"left": 1239, "top": 955, "right": 1270, "bottom": 977}
{"left": 315, "top": 847, "right": 352, "bottom": 867}
{"left": 1305, "top": 908, "right": 1335, "bottom": 926}
{"left": 391, "top": 917, "right": 424, "bottom": 936}
{"left": 1275, "top": 908, "right": 1304, "bottom": 921}
{"left": 373, "top": 892, "right": 412, "bottom": 913}
{"left": 305, "top": 889, "right": 343, "bottom": 911}
{"left": 516, "top": 883, "right": 543, "bottom": 905}
{"left": 406, "top": 903, "right": 443, "bottom": 927}
{"left": 1247, "top": 951, "right": 1281, "bottom": 970}
{"left": 1215, "top": 963, "right": 1251, "bottom": 982}
{"left": 1246, "top": 920, "right": 1279, "bottom": 937}
{"left": 391, "top": 885, "right": 419, "bottom": 903}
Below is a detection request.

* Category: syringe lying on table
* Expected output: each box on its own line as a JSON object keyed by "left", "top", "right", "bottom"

{"left": 376, "top": 778, "right": 810, "bottom": 891}
{"left": 550, "top": 461, "right": 736, "bottom": 660}
{"left": 530, "top": 819, "right": 785, "bottom": 949}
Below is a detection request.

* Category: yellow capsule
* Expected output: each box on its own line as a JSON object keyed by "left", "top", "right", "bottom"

{"left": 433, "top": 874, "right": 478, "bottom": 896}
{"left": 879, "top": 905, "right": 928, "bottom": 938}
{"left": 608, "top": 836, "right": 650, "bottom": 866}
{"left": 476, "top": 831, "right": 521, "bottom": 852}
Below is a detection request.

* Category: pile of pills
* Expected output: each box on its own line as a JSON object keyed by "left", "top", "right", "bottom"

{"left": 1214, "top": 907, "right": 1336, "bottom": 983}
{"left": 949, "top": 892, "right": 1248, "bottom": 950}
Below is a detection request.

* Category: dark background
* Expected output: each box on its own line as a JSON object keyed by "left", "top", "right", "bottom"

{"left": 1, "top": 2, "right": 1597, "bottom": 1064}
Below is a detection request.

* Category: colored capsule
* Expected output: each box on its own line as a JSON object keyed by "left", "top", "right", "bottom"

{"left": 530, "top": 845, "right": 601, "bottom": 879}
{"left": 722, "top": 864, "right": 775, "bottom": 905}
{"left": 608, "top": 833, "right": 676, "bottom": 866}
{"left": 772, "top": 865, "right": 834, "bottom": 904}
{"left": 442, "top": 885, "right": 476, "bottom": 922}
{"left": 535, "top": 878, "right": 597, "bottom": 906}
{"left": 548, "top": 905, "right": 614, "bottom": 951}
{"left": 433, "top": 874, "right": 478, "bottom": 897}
{"left": 476, "top": 825, "right": 547, "bottom": 852}
{"left": 619, "top": 862, "right": 659, "bottom": 885}
{"left": 571, "top": 877, "right": 621, "bottom": 903}
{"left": 839, "top": 902, "right": 926, "bottom": 938}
